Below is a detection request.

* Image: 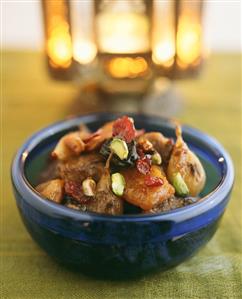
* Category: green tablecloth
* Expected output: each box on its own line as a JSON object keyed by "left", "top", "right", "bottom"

{"left": 1, "top": 52, "right": 241, "bottom": 298}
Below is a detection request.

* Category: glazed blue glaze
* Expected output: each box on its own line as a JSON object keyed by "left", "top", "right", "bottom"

{"left": 11, "top": 113, "right": 234, "bottom": 278}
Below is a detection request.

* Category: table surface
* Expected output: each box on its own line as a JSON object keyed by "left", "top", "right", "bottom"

{"left": 1, "top": 52, "right": 242, "bottom": 299}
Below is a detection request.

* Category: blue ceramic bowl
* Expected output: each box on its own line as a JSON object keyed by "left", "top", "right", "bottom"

{"left": 11, "top": 113, "right": 234, "bottom": 278}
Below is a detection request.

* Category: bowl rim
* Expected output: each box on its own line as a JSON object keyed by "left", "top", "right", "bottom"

{"left": 11, "top": 112, "right": 234, "bottom": 222}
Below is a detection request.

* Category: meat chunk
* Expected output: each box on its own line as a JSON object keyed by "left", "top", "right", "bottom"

{"left": 36, "top": 179, "right": 64, "bottom": 203}
{"left": 64, "top": 197, "right": 88, "bottom": 212}
{"left": 38, "top": 159, "right": 60, "bottom": 184}
{"left": 138, "top": 132, "right": 174, "bottom": 167}
{"left": 84, "top": 121, "right": 114, "bottom": 152}
{"left": 146, "top": 196, "right": 200, "bottom": 213}
{"left": 51, "top": 125, "right": 91, "bottom": 161}
{"left": 51, "top": 131, "right": 86, "bottom": 161}
{"left": 121, "top": 165, "right": 175, "bottom": 211}
{"left": 64, "top": 169, "right": 123, "bottom": 215}
{"left": 89, "top": 169, "right": 123, "bottom": 215}
{"left": 58, "top": 153, "right": 105, "bottom": 184}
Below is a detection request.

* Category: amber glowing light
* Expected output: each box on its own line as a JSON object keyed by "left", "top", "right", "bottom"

{"left": 107, "top": 57, "right": 148, "bottom": 78}
{"left": 73, "top": 40, "right": 97, "bottom": 65}
{"left": 177, "top": 18, "right": 202, "bottom": 67}
{"left": 97, "top": 13, "right": 150, "bottom": 54}
{"left": 176, "top": 1, "right": 202, "bottom": 68}
{"left": 152, "top": 0, "right": 175, "bottom": 67}
{"left": 71, "top": 1, "right": 97, "bottom": 64}
{"left": 43, "top": 0, "right": 72, "bottom": 68}
{"left": 47, "top": 22, "right": 72, "bottom": 68}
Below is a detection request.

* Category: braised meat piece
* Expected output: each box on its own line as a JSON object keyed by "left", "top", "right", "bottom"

{"left": 64, "top": 169, "right": 123, "bottom": 215}
{"left": 64, "top": 197, "right": 89, "bottom": 212}
{"left": 52, "top": 125, "right": 91, "bottom": 161}
{"left": 36, "top": 116, "right": 206, "bottom": 215}
{"left": 89, "top": 169, "right": 123, "bottom": 215}
{"left": 51, "top": 131, "right": 87, "bottom": 161}
{"left": 58, "top": 153, "right": 105, "bottom": 184}
{"left": 36, "top": 179, "right": 64, "bottom": 203}
{"left": 121, "top": 165, "right": 175, "bottom": 211}
{"left": 38, "top": 159, "right": 60, "bottom": 184}
{"left": 138, "top": 132, "right": 174, "bottom": 167}
{"left": 84, "top": 121, "right": 114, "bottom": 152}
{"left": 147, "top": 196, "right": 200, "bottom": 213}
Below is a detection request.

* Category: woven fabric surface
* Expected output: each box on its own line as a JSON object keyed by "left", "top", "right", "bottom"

{"left": 1, "top": 52, "right": 241, "bottom": 299}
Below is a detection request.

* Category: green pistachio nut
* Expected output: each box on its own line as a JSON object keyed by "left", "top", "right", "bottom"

{"left": 172, "top": 172, "right": 189, "bottom": 197}
{"left": 152, "top": 152, "right": 162, "bottom": 165}
{"left": 111, "top": 173, "right": 126, "bottom": 197}
{"left": 110, "top": 138, "right": 129, "bottom": 160}
{"left": 82, "top": 178, "right": 96, "bottom": 197}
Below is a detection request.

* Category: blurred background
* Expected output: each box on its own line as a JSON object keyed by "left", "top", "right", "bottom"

{"left": 2, "top": 0, "right": 241, "bottom": 116}
{"left": 2, "top": 1, "right": 241, "bottom": 52}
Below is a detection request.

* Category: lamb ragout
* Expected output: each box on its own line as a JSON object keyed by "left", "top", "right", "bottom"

{"left": 36, "top": 116, "right": 206, "bottom": 215}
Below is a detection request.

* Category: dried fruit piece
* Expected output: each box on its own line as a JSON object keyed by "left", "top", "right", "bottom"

{"left": 113, "top": 116, "right": 136, "bottom": 143}
{"left": 137, "top": 139, "right": 154, "bottom": 153}
{"left": 167, "top": 123, "right": 206, "bottom": 196}
{"left": 145, "top": 176, "right": 164, "bottom": 187}
{"left": 136, "top": 156, "right": 151, "bottom": 175}
{"left": 64, "top": 180, "right": 90, "bottom": 203}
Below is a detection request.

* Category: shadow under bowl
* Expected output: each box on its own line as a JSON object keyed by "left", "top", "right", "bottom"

{"left": 11, "top": 113, "right": 234, "bottom": 279}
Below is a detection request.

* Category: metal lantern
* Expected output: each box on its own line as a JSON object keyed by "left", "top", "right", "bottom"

{"left": 42, "top": 0, "right": 203, "bottom": 93}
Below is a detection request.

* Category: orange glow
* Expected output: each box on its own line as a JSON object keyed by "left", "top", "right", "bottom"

{"left": 70, "top": 1, "right": 97, "bottom": 65}
{"left": 107, "top": 57, "right": 148, "bottom": 78}
{"left": 152, "top": 41, "right": 175, "bottom": 67}
{"left": 47, "top": 23, "right": 72, "bottom": 68}
{"left": 176, "top": 0, "right": 202, "bottom": 67}
{"left": 152, "top": 0, "right": 175, "bottom": 67}
{"left": 73, "top": 40, "right": 97, "bottom": 64}
{"left": 44, "top": 1, "right": 72, "bottom": 68}
{"left": 97, "top": 13, "right": 150, "bottom": 54}
{"left": 177, "top": 18, "right": 201, "bottom": 66}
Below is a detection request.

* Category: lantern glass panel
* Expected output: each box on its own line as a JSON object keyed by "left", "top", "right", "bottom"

{"left": 43, "top": 0, "right": 72, "bottom": 68}
{"left": 177, "top": 0, "right": 203, "bottom": 68}
{"left": 152, "top": 0, "right": 175, "bottom": 68}
{"left": 95, "top": 0, "right": 151, "bottom": 54}
{"left": 70, "top": 1, "right": 97, "bottom": 65}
